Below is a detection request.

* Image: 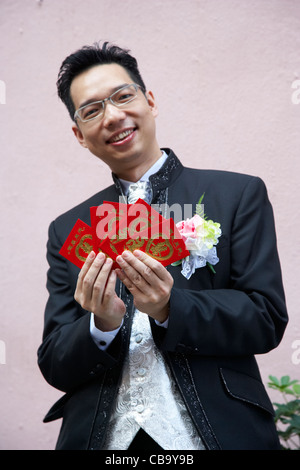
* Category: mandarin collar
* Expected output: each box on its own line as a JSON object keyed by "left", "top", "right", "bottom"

{"left": 112, "top": 148, "right": 183, "bottom": 200}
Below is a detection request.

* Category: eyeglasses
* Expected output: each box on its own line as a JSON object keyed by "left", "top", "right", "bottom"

{"left": 74, "top": 83, "right": 142, "bottom": 122}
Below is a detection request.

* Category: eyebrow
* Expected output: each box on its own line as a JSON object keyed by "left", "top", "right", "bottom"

{"left": 78, "top": 83, "right": 130, "bottom": 109}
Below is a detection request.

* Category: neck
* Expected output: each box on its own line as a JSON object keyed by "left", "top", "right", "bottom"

{"left": 113, "top": 149, "right": 183, "bottom": 202}
{"left": 113, "top": 148, "right": 163, "bottom": 182}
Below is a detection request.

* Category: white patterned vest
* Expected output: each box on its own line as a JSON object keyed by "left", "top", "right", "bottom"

{"left": 103, "top": 310, "right": 205, "bottom": 450}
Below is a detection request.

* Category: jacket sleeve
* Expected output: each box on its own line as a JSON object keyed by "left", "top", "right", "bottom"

{"left": 153, "top": 176, "right": 288, "bottom": 356}
{"left": 37, "top": 220, "right": 123, "bottom": 393}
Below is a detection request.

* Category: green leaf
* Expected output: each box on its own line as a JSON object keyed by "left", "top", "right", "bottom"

{"left": 280, "top": 375, "right": 291, "bottom": 386}
{"left": 287, "top": 380, "right": 299, "bottom": 386}
{"left": 285, "top": 388, "right": 296, "bottom": 396}
{"left": 290, "top": 414, "right": 300, "bottom": 431}
{"left": 268, "top": 375, "right": 300, "bottom": 448}
{"left": 268, "top": 375, "right": 280, "bottom": 386}
{"left": 273, "top": 399, "right": 300, "bottom": 418}
{"left": 198, "top": 193, "right": 205, "bottom": 205}
{"left": 293, "top": 384, "right": 300, "bottom": 396}
{"left": 207, "top": 262, "right": 216, "bottom": 274}
{"left": 171, "top": 260, "right": 183, "bottom": 267}
{"left": 195, "top": 193, "right": 206, "bottom": 219}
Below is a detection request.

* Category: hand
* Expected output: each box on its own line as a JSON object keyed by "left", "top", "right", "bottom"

{"left": 115, "top": 250, "right": 174, "bottom": 323}
{"left": 74, "top": 251, "right": 126, "bottom": 331}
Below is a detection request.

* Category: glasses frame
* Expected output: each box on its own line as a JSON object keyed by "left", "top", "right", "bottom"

{"left": 74, "top": 83, "right": 142, "bottom": 122}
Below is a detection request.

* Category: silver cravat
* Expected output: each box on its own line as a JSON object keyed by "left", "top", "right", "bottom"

{"left": 127, "top": 181, "right": 153, "bottom": 204}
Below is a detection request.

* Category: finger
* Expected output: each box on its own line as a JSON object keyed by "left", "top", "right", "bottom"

{"left": 115, "top": 267, "right": 132, "bottom": 286}
{"left": 126, "top": 249, "right": 172, "bottom": 283}
{"left": 104, "top": 268, "right": 117, "bottom": 298}
{"left": 76, "top": 250, "right": 96, "bottom": 295}
{"left": 102, "top": 269, "right": 126, "bottom": 315}
{"left": 92, "top": 259, "right": 114, "bottom": 310}
{"left": 116, "top": 252, "right": 150, "bottom": 290}
{"left": 75, "top": 251, "right": 95, "bottom": 303}
{"left": 78, "top": 251, "right": 96, "bottom": 281}
{"left": 115, "top": 267, "right": 142, "bottom": 296}
{"left": 94, "top": 269, "right": 127, "bottom": 330}
{"left": 133, "top": 250, "right": 166, "bottom": 279}
{"left": 91, "top": 257, "right": 113, "bottom": 294}
{"left": 92, "top": 257, "right": 114, "bottom": 298}
{"left": 80, "top": 252, "right": 106, "bottom": 299}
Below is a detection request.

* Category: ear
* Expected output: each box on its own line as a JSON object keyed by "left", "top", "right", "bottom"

{"left": 72, "top": 123, "right": 88, "bottom": 148}
{"left": 145, "top": 90, "right": 158, "bottom": 118}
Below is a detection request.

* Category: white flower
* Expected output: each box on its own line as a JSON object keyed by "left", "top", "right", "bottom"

{"left": 174, "top": 214, "right": 222, "bottom": 280}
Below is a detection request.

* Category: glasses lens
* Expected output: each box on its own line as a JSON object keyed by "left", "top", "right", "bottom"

{"left": 111, "top": 84, "right": 138, "bottom": 106}
{"left": 76, "top": 85, "right": 139, "bottom": 122}
{"left": 78, "top": 101, "right": 104, "bottom": 121}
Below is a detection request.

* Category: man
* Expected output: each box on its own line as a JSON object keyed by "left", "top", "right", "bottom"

{"left": 38, "top": 42, "right": 288, "bottom": 450}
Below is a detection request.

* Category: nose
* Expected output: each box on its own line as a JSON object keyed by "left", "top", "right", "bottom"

{"left": 102, "top": 101, "right": 126, "bottom": 127}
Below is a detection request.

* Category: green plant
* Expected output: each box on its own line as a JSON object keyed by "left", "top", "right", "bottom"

{"left": 268, "top": 375, "right": 300, "bottom": 450}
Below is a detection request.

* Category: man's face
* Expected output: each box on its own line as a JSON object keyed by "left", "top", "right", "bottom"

{"left": 70, "top": 63, "right": 160, "bottom": 179}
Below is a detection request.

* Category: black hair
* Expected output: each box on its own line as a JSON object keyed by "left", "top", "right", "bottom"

{"left": 56, "top": 41, "right": 147, "bottom": 121}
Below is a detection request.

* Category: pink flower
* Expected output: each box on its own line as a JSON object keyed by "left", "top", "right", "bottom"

{"left": 176, "top": 214, "right": 203, "bottom": 243}
{"left": 173, "top": 195, "right": 221, "bottom": 279}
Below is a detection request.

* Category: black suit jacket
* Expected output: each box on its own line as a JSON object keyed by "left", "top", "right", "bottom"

{"left": 38, "top": 149, "right": 288, "bottom": 450}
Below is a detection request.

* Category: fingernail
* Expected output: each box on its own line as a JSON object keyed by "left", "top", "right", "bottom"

{"left": 133, "top": 250, "right": 142, "bottom": 258}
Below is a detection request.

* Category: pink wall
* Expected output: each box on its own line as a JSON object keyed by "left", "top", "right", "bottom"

{"left": 0, "top": 0, "right": 299, "bottom": 449}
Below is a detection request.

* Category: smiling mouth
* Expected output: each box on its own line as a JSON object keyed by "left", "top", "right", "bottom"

{"left": 108, "top": 128, "right": 136, "bottom": 144}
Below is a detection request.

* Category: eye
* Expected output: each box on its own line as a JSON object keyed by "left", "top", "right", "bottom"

{"left": 116, "top": 92, "right": 134, "bottom": 103}
{"left": 113, "top": 85, "right": 136, "bottom": 105}
{"left": 81, "top": 103, "right": 102, "bottom": 120}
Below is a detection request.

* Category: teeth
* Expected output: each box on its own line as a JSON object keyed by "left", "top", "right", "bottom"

{"left": 111, "top": 129, "right": 133, "bottom": 143}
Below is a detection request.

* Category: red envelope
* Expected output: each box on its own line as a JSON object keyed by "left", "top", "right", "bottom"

{"left": 100, "top": 217, "right": 190, "bottom": 266}
{"left": 117, "top": 199, "right": 154, "bottom": 240}
{"left": 60, "top": 201, "right": 189, "bottom": 270}
{"left": 95, "top": 198, "right": 162, "bottom": 259}
{"left": 59, "top": 219, "right": 95, "bottom": 269}
{"left": 90, "top": 202, "right": 127, "bottom": 244}
{"left": 59, "top": 218, "right": 119, "bottom": 269}
{"left": 125, "top": 198, "right": 163, "bottom": 239}
{"left": 91, "top": 199, "right": 158, "bottom": 241}
{"left": 146, "top": 218, "right": 190, "bottom": 265}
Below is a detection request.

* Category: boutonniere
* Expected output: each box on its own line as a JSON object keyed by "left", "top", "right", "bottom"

{"left": 172, "top": 194, "right": 222, "bottom": 279}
